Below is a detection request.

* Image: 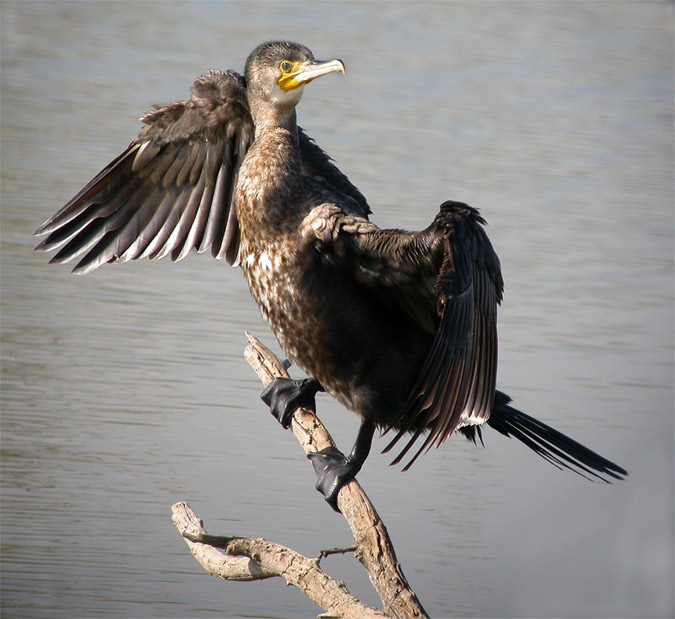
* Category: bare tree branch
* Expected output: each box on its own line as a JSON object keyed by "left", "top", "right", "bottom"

{"left": 171, "top": 501, "right": 385, "bottom": 619}
{"left": 171, "top": 333, "right": 427, "bottom": 618}
{"left": 243, "top": 333, "right": 428, "bottom": 619}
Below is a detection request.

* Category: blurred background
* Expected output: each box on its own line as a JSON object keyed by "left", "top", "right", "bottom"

{"left": 2, "top": 2, "right": 673, "bottom": 617}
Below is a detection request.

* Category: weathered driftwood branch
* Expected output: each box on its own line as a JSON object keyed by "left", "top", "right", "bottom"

{"left": 171, "top": 332, "right": 427, "bottom": 618}
{"left": 171, "top": 501, "right": 384, "bottom": 619}
{"left": 243, "top": 332, "right": 428, "bottom": 619}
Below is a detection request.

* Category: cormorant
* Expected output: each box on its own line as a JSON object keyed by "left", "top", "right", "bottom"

{"left": 35, "top": 41, "right": 627, "bottom": 510}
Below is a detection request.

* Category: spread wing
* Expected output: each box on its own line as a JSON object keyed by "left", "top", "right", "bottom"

{"left": 341, "top": 200, "right": 504, "bottom": 470}
{"left": 34, "top": 72, "right": 370, "bottom": 274}
{"left": 34, "top": 70, "right": 254, "bottom": 273}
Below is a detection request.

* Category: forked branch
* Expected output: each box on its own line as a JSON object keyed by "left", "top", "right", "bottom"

{"left": 171, "top": 501, "right": 384, "bottom": 619}
{"left": 170, "top": 333, "right": 428, "bottom": 619}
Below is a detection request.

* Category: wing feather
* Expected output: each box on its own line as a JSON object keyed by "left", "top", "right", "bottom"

{"left": 150, "top": 173, "right": 207, "bottom": 261}
{"left": 339, "top": 200, "right": 503, "bottom": 469}
{"left": 34, "top": 70, "right": 254, "bottom": 272}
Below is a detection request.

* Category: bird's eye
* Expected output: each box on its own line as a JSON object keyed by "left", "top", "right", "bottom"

{"left": 280, "top": 61, "right": 292, "bottom": 73}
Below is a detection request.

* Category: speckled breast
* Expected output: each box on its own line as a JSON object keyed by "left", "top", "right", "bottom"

{"left": 240, "top": 237, "right": 320, "bottom": 369}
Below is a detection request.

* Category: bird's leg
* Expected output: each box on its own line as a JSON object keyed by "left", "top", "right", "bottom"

{"left": 260, "top": 376, "right": 323, "bottom": 428}
{"left": 308, "top": 420, "right": 376, "bottom": 512}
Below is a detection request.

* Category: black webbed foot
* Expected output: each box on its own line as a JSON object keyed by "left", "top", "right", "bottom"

{"left": 260, "top": 377, "right": 322, "bottom": 429}
{"left": 308, "top": 447, "right": 361, "bottom": 512}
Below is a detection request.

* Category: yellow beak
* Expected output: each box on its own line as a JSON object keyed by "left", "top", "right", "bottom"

{"left": 278, "top": 59, "right": 345, "bottom": 92}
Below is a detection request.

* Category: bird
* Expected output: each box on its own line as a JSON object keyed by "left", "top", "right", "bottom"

{"left": 35, "top": 41, "right": 627, "bottom": 510}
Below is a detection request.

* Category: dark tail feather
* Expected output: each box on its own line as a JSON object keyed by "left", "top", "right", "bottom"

{"left": 483, "top": 391, "right": 628, "bottom": 482}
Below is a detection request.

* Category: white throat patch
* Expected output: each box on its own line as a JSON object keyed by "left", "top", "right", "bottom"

{"left": 270, "top": 83, "right": 304, "bottom": 105}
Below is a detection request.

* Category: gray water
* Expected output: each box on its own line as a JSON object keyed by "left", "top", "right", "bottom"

{"left": 2, "top": 2, "right": 673, "bottom": 618}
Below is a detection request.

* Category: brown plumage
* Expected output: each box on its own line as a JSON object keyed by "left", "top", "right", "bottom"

{"left": 35, "top": 41, "right": 626, "bottom": 507}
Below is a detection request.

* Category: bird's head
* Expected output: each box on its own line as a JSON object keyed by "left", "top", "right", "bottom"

{"left": 245, "top": 41, "right": 345, "bottom": 125}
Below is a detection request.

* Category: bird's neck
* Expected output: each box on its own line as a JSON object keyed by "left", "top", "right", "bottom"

{"left": 252, "top": 105, "right": 299, "bottom": 136}
{"left": 252, "top": 120, "right": 302, "bottom": 194}
{"left": 236, "top": 118, "right": 305, "bottom": 247}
